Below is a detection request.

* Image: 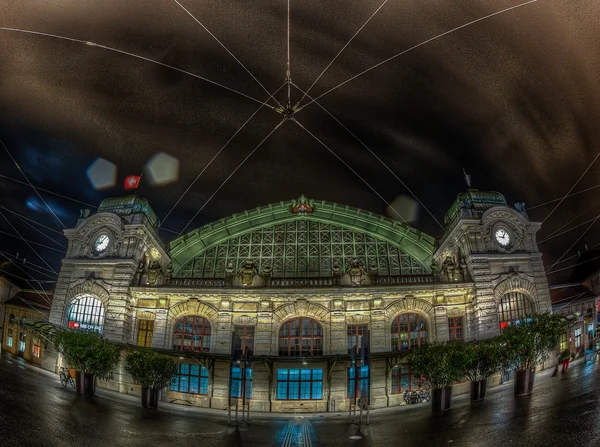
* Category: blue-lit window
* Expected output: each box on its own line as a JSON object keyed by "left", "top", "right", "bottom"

{"left": 276, "top": 368, "right": 323, "bottom": 400}
{"left": 231, "top": 366, "right": 253, "bottom": 399}
{"left": 391, "top": 365, "right": 414, "bottom": 394}
{"left": 347, "top": 366, "right": 369, "bottom": 398}
{"left": 7, "top": 329, "right": 13, "bottom": 348}
{"left": 170, "top": 363, "right": 209, "bottom": 395}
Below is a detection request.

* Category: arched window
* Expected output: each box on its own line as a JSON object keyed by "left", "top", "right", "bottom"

{"left": 173, "top": 315, "right": 211, "bottom": 352}
{"left": 498, "top": 292, "right": 534, "bottom": 328}
{"left": 67, "top": 295, "right": 105, "bottom": 333}
{"left": 391, "top": 313, "right": 428, "bottom": 351}
{"left": 279, "top": 317, "right": 323, "bottom": 356}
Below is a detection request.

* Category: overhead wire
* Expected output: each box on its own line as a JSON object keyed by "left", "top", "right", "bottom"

{"left": 546, "top": 216, "right": 600, "bottom": 273}
{"left": 539, "top": 214, "right": 600, "bottom": 245}
{"left": 297, "top": 0, "right": 538, "bottom": 111}
{"left": 538, "top": 198, "right": 600, "bottom": 242}
{"left": 0, "top": 229, "right": 67, "bottom": 254}
{"left": 177, "top": 119, "right": 286, "bottom": 236}
{"left": 295, "top": 0, "right": 389, "bottom": 108}
{"left": 1, "top": 138, "right": 66, "bottom": 228}
{"left": 0, "top": 27, "right": 274, "bottom": 110}
{"left": 8, "top": 211, "right": 66, "bottom": 248}
{"left": 0, "top": 205, "right": 65, "bottom": 237}
{"left": 0, "top": 268, "right": 56, "bottom": 284}
{"left": 0, "top": 252, "right": 53, "bottom": 306}
{"left": 0, "top": 250, "right": 58, "bottom": 276}
{"left": 542, "top": 151, "right": 600, "bottom": 224}
{"left": 292, "top": 118, "right": 407, "bottom": 225}
{"left": 172, "top": 0, "right": 282, "bottom": 109}
{"left": 161, "top": 83, "right": 286, "bottom": 228}
{"left": 292, "top": 82, "right": 444, "bottom": 230}
{"left": 527, "top": 182, "right": 600, "bottom": 211}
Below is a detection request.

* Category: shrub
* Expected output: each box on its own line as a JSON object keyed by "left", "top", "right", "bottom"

{"left": 125, "top": 349, "right": 178, "bottom": 390}
{"left": 54, "top": 330, "right": 120, "bottom": 380}
{"left": 409, "top": 342, "right": 465, "bottom": 390}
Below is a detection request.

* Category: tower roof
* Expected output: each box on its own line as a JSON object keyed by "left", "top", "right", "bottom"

{"left": 98, "top": 195, "right": 159, "bottom": 228}
{"left": 444, "top": 189, "right": 508, "bottom": 226}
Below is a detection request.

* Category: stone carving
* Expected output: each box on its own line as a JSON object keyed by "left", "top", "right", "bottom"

{"left": 79, "top": 209, "right": 90, "bottom": 219}
{"left": 332, "top": 261, "right": 341, "bottom": 275}
{"left": 239, "top": 259, "right": 259, "bottom": 287}
{"left": 290, "top": 194, "right": 315, "bottom": 214}
{"left": 431, "top": 259, "right": 441, "bottom": 281}
{"left": 164, "top": 262, "right": 173, "bottom": 280}
{"left": 82, "top": 279, "right": 95, "bottom": 293}
{"left": 147, "top": 261, "right": 162, "bottom": 286}
{"left": 514, "top": 202, "right": 526, "bottom": 212}
{"left": 346, "top": 258, "right": 368, "bottom": 286}
{"left": 262, "top": 263, "right": 273, "bottom": 276}
{"left": 442, "top": 257, "right": 456, "bottom": 282}
{"left": 225, "top": 262, "right": 235, "bottom": 277}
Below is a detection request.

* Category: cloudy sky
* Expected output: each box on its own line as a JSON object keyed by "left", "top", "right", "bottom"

{"left": 1, "top": 0, "right": 600, "bottom": 285}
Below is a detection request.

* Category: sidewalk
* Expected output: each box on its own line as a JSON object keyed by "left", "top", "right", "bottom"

{"left": 4, "top": 350, "right": 594, "bottom": 421}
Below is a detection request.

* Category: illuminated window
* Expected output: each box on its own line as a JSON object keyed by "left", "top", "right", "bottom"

{"left": 67, "top": 295, "right": 105, "bottom": 333}
{"left": 279, "top": 318, "right": 323, "bottom": 356}
{"left": 234, "top": 325, "right": 255, "bottom": 354}
{"left": 391, "top": 365, "right": 415, "bottom": 394}
{"left": 32, "top": 338, "right": 41, "bottom": 358}
{"left": 498, "top": 292, "right": 534, "bottom": 328}
{"left": 137, "top": 320, "right": 154, "bottom": 347}
{"left": 575, "top": 328, "right": 582, "bottom": 348}
{"left": 231, "top": 366, "right": 253, "bottom": 399}
{"left": 170, "top": 364, "right": 209, "bottom": 395}
{"left": 276, "top": 368, "right": 323, "bottom": 400}
{"left": 391, "top": 313, "right": 428, "bottom": 351}
{"left": 347, "top": 324, "right": 367, "bottom": 353}
{"left": 448, "top": 317, "right": 464, "bottom": 341}
{"left": 347, "top": 366, "right": 369, "bottom": 398}
{"left": 7, "top": 329, "right": 13, "bottom": 348}
{"left": 173, "top": 316, "right": 211, "bottom": 352}
{"left": 560, "top": 333, "right": 567, "bottom": 352}
{"left": 18, "top": 332, "right": 26, "bottom": 353}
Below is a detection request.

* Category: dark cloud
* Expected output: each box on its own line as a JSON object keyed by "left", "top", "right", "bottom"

{"left": 1, "top": 0, "right": 600, "bottom": 284}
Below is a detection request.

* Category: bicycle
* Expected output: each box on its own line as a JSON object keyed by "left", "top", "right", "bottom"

{"left": 59, "top": 367, "right": 76, "bottom": 389}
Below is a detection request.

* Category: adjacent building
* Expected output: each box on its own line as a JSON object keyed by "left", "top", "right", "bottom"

{"left": 43, "top": 190, "right": 553, "bottom": 412}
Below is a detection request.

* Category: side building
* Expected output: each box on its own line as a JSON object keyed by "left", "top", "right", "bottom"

{"left": 45, "top": 191, "right": 552, "bottom": 412}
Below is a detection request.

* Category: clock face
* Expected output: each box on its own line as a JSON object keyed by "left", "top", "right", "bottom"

{"left": 94, "top": 234, "right": 110, "bottom": 253}
{"left": 494, "top": 228, "right": 511, "bottom": 247}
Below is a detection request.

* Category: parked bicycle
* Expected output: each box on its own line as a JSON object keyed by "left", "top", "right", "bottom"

{"left": 59, "top": 367, "right": 76, "bottom": 389}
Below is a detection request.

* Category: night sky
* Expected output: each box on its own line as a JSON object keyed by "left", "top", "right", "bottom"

{"left": 1, "top": 0, "right": 600, "bottom": 287}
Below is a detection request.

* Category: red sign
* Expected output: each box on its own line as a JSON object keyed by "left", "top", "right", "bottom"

{"left": 499, "top": 321, "right": 508, "bottom": 329}
{"left": 124, "top": 175, "right": 141, "bottom": 190}
{"left": 69, "top": 321, "right": 80, "bottom": 329}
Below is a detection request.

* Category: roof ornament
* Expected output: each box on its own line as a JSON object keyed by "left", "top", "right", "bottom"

{"left": 291, "top": 194, "right": 314, "bottom": 214}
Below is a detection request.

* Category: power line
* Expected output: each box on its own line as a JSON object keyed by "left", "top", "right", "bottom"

{"left": 9, "top": 211, "right": 66, "bottom": 248}
{"left": 293, "top": 118, "right": 407, "bottom": 225}
{"left": 542, "top": 151, "right": 600, "bottom": 224}
{"left": 0, "top": 229, "right": 66, "bottom": 254}
{"left": 0, "top": 27, "right": 274, "bottom": 110}
{"left": 547, "top": 216, "right": 599, "bottom": 272}
{"left": 528, "top": 183, "right": 600, "bottom": 210}
{"left": 539, "top": 214, "right": 600, "bottom": 244}
{"left": 161, "top": 83, "right": 286, "bottom": 228}
{"left": 172, "top": 0, "right": 282, "bottom": 109}
{"left": 539, "top": 198, "right": 600, "bottom": 242}
{"left": 0, "top": 250, "right": 58, "bottom": 276}
{"left": 0, "top": 252, "right": 53, "bottom": 306}
{"left": 177, "top": 119, "right": 286, "bottom": 236}
{"left": 1, "top": 138, "right": 66, "bottom": 228}
{"left": 298, "top": 0, "right": 538, "bottom": 110}
{"left": 293, "top": 82, "right": 444, "bottom": 230}
{"left": 295, "top": 0, "right": 389, "bottom": 108}
{"left": 0, "top": 268, "right": 56, "bottom": 284}
{"left": 0, "top": 205, "right": 66, "bottom": 236}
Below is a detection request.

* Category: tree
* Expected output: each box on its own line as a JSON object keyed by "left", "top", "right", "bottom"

{"left": 461, "top": 340, "right": 504, "bottom": 383}
{"left": 125, "top": 349, "right": 177, "bottom": 390}
{"left": 54, "top": 329, "right": 120, "bottom": 380}
{"left": 409, "top": 342, "right": 465, "bottom": 390}
{"left": 500, "top": 313, "right": 566, "bottom": 371}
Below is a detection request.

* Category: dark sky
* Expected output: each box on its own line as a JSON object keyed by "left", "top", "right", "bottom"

{"left": 1, "top": 0, "right": 600, "bottom": 287}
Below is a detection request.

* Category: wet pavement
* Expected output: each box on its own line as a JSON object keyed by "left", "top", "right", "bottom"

{"left": 0, "top": 352, "right": 599, "bottom": 446}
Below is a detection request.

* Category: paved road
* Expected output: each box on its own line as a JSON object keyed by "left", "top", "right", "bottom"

{"left": 0, "top": 352, "right": 599, "bottom": 446}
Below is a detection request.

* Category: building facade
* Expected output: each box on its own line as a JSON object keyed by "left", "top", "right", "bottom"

{"left": 45, "top": 191, "right": 552, "bottom": 412}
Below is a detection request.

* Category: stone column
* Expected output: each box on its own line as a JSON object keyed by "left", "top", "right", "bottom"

{"left": 104, "top": 262, "right": 136, "bottom": 344}
{"left": 210, "top": 359, "right": 230, "bottom": 409}
{"left": 255, "top": 306, "right": 273, "bottom": 355}
{"left": 370, "top": 310, "right": 387, "bottom": 353}
{"left": 329, "top": 361, "right": 348, "bottom": 412}
{"left": 329, "top": 312, "right": 346, "bottom": 355}
{"left": 249, "top": 362, "right": 270, "bottom": 412}
{"left": 433, "top": 301, "right": 449, "bottom": 343}
{"left": 152, "top": 308, "right": 169, "bottom": 349}
{"left": 214, "top": 311, "right": 233, "bottom": 355}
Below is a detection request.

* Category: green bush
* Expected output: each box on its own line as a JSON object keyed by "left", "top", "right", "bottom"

{"left": 54, "top": 330, "right": 120, "bottom": 380}
{"left": 461, "top": 340, "right": 504, "bottom": 382}
{"left": 409, "top": 342, "right": 465, "bottom": 389}
{"left": 500, "top": 313, "right": 566, "bottom": 370}
{"left": 126, "top": 349, "right": 178, "bottom": 390}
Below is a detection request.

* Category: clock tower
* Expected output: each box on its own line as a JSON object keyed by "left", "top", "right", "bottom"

{"left": 48, "top": 196, "right": 170, "bottom": 345}
{"left": 434, "top": 189, "right": 552, "bottom": 341}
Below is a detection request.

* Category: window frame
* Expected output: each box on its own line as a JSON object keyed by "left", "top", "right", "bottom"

{"left": 172, "top": 315, "right": 212, "bottom": 353}
{"left": 391, "top": 364, "right": 416, "bottom": 394}
{"left": 170, "top": 363, "right": 209, "bottom": 395}
{"left": 7, "top": 328, "right": 13, "bottom": 348}
{"left": 67, "top": 295, "right": 106, "bottom": 333}
{"left": 390, "top": 313, "right": 428, "bottom": 352}
{"left": 448, "top": 317, "right": 464, "bottom": 341}
{"left": 137, "top": 319, "right": 154, "bottom": 347}
{"left": 278, "top": 318, "right": 324, "bottom": 356}
{"left": 347, "top": 365, "right": 369, "bottom": 399}
{"left": 231, "top": 366, "right": 253, "bottom": 399}
{"left": 234, "top": 324, "right": 255, "bottom": 354}
{"left": 498, "top": 292, "right": 534, "bottom": 328}
{"left": 347, "top": 324, "right": 368, "bottom": 354}
{"left": 276, "top": 368, "right": 323, "bottom": 400}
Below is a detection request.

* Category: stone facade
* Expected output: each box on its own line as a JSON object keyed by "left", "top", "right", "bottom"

{"left": 46, "top": 191, "right": 553, "bottom": 413}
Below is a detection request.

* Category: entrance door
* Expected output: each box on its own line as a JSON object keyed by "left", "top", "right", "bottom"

{"left": 18, "top": 333, "right": 26, "bottom": 357}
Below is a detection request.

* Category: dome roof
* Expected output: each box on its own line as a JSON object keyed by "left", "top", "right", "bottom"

{"left": 98, "top": 195, "right": 159, "bottom": 228}
{"left": 444, "top": 189, "right": 508, "bottom": 226}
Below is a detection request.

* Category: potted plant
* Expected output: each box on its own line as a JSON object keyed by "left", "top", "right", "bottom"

{"left": 125, "top": 348, "right": 177, "bottom": 409}
{"left": 500, "top": 313, "right": 566, "bottom": 397}
{"left": 54, "top": 329, "right": 120, "bottom": 397}
{"left": 409, "top": 342, "right": 465, "bottom": 413}
{"left": 461, "top": 340, "right": 503, "bottom": 402}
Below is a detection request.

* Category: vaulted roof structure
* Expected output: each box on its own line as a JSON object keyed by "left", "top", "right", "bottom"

{"left": 169, "top": 196, "right": 436, "bottom": 279}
